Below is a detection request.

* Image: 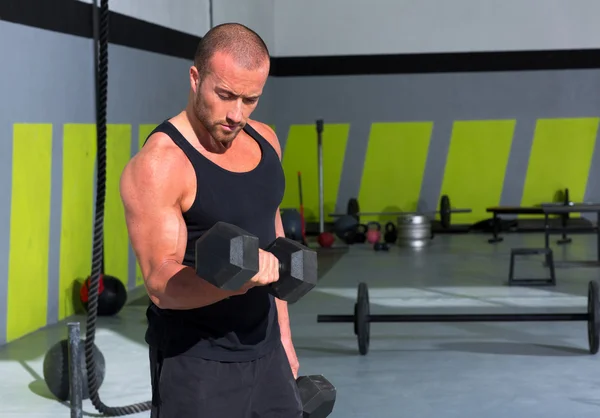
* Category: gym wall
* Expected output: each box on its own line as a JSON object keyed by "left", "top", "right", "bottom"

{"left": 272, "top": 0, "right": 600, "bottom": 56}
{"left": 0, "top": 1, "right": 277, "bottom": 346}
{"left": 270, "top": 0, "right": 600, "bottom": 226}
{"left": 3, "top": 0, "right": 600, "bottom": 347}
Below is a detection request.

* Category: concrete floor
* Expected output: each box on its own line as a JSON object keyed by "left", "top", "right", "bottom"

{"left": 2, "top": 232, "right": 600, "bottom": 417}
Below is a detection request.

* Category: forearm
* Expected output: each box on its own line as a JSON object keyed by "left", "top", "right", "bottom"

{"left": 274, "top": 209, "right": 294, "bottom": 340}
{"left": 276, "top": 294, "right": 293, "bottom": 340}
{"left": 145, "top": 260, "right": 235, "bottom": 310}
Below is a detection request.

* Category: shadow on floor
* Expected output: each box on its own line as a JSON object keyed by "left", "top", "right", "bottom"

{"left": 437, "top": 341, "right": 589, "bottom": 356}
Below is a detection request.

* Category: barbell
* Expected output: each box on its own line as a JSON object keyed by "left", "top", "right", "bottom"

{"left": 317, "top": 281, "right": 600, "bottom": 356}
{"left": 335, "top": 195, "right": 472, "bottom": 229}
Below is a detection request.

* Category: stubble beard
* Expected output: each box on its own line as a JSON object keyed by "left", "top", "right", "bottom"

{"left": 194, "top": 94, "right": 242, "bottom": 145}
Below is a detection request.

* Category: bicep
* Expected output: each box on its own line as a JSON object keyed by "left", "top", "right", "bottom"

{"left": 120, "top": 158, "right": 187, "bottom": 284}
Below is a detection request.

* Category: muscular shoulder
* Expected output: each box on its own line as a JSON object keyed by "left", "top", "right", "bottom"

{"left": 120, "top": 132, "right": 189, "bottom": 207}
{"left": 248, "top": 120, "right": 282, "bottom": 160}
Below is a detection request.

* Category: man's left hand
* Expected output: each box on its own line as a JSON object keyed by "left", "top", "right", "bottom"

{"left": 282, "top": 337, "right": 299, "bottom": 379}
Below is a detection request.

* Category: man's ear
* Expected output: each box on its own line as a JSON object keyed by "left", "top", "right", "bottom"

{"left": 189, "top": 66, "right": 200, "bottom": 93}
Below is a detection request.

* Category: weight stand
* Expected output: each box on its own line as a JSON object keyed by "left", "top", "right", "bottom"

{"left": 509, "top": 247, "right": 556, "bottom": 286}
{"left": 316, "top": 120, "right": 325, "bottom": 234}
{"left": 68, "top": 322, "right": 83, "bottom": 418}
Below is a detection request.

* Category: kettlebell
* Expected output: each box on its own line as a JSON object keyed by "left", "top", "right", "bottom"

{"left": 384, "top": 222, "right": 397, "bottom": 244}
{"left": 366, "top": 222, "right": 381, "bottom": 244}
{"left": 374, "top": 242, "right": 389, "bottom": 252}
{"left": 354, "top": 224, "right": 368, "bottom": 243}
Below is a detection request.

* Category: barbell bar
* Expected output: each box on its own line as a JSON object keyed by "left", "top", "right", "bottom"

{"left": 331, "top": 195, "right": 472, "bottom": 229}
{"left": 317, "top": 281, "right": 600, "bottom": 356}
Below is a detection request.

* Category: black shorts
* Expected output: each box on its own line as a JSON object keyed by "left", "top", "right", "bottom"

{"left": 149, "top": 342, "right": 303, "bottom": 417}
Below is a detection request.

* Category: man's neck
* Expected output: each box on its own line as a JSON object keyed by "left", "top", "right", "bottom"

{"left": 181, "top": 108, "right": 230, "bottom": 154}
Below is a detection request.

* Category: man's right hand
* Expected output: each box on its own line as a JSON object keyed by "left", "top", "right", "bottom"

{"left": 233, "top": 249, "right": 280, "bottom": 295}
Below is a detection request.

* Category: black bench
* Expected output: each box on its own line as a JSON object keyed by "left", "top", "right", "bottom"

{"left": 485, "top": 206, "right": 572, "bottom": 245}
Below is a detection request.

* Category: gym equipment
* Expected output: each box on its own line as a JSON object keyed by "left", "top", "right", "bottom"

{"left": 194, "top": 221, "right": 318, "bottom": 304}
{"left": 366, "top": 222, "right": 381, "bottom": 244}
{"left": 80, "top": 274, "right": 127, "bottom": 316}
{"left": 383, "top": 222, "right": 397, "bottom": 244}
{"left": 297, "top": 375, "right": 337, "bottom": 418}
{"left": 373, "top": 242, "right": 390, "bottom": 252}
{"left": 486, "top": 187, "right": 575, "bottom": 244}
{"left": 317, "top": 281, "right": 600, "bottom": 356}
{"left": 317, "top": 120, "right": 325, "bottom": 234}
{"left": 43, "top": 325, "right": 106, "bottom": 402}
{"left": 318, "top": 232, "right": 335, "bottom": 248}
{"left": 298, "top": 171, "right": 307, "bottom": 244}
{"left": 332, "top": 194, "right": 471, "bottom": 229}
{"left": 54, "top": 1, "right": 154, "bottom": 415}
{"left": 397, "top": 215, "right": 432, "bottom": 248}
{"left": 354, "top": 224, "right": 367, "bottom": 243}
{"left": 281, "top": 208, "right": 304, "bottom": 242}
{"left": 347, "top": 198, "right": 360, "bottom": 221}
{"left": 333, "top": 215, "right": 359, "bottom": 243}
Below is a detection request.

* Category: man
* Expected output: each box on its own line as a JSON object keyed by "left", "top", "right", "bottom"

{"left": 120, "top": 23, "right": 302, "bottom": 417}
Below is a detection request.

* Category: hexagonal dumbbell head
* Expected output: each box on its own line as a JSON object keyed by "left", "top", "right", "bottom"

{"left": 266, "top": 237, "right": 318, "bottom": 304}
{"left": 297, "top": 375, "right": 337, "bottom": 418}
{"left": 195, "top": 222, "right": 260, "bottom": 291}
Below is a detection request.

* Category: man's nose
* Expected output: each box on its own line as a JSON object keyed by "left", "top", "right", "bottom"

{"left": 226, "top": 101, "right": 243, "bottom": 124}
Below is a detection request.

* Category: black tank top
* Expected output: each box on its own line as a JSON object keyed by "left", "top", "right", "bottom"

{"left": 144, "top": 120, "right": 285, "bottom": 362}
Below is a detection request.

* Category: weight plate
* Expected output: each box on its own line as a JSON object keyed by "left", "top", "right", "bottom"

{"left": 353, "top": 303, "right": 358, "bottom": 335}
{"left": 347, "top": 198, "right": 360, "bottom": 221}
{"left": 440, "top": 195, "right": 451, "bottom": 229}
{"left": 356, "top": 282, "right": 370, "bottom": 355}
{"left": 588, "top": 280, "right": 600, "bottom": 354}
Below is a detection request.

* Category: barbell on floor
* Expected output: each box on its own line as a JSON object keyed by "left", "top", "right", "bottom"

{"left": 317, "top": 281, "right": 600, "bottom": 356}
{"left": 336, "top": 195, "right": 472, "bottom": 229}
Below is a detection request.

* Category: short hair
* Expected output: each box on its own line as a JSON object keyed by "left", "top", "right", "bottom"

{"left": 194, "top": 23, "right": 270, "bottom": 76}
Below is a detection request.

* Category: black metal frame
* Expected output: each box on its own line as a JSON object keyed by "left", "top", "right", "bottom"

{"left": 509, "top": 247, "right": 556, "bottom": 286}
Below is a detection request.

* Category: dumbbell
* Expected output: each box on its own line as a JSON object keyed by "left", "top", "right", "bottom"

{"left": 297, "top": 375, "right": 337, "bottom": 418}
{"left": 194, "top": 222, "right": 318, "bottom": 304}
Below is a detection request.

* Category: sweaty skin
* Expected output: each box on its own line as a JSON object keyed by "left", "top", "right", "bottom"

{"left": 120, "top": 49, "right": 299, "bottom": 377}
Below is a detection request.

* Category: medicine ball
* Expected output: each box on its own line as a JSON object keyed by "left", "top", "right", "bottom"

{"left": 43, "top": 339, "right": 106, "bottom": 401}
{"left": 333, "top": 215, "right": 358, "bottom": 244}
{"left": 281, "top": 208, "right": 303, "bottom": 241}
{"left": 80, "top": 274, "right": 127, "bottom": 316}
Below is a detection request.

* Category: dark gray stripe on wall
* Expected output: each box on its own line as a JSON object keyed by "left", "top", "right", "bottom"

{"left": 499, "top": 119, "right": 537, "bottom": 208}
{"left": 0, "top": 120, "right": 12, "bottom": 346}
{"left": 584, "top": 123, "right": 600, "bottom": 221}
{"left": 417, "top": 120, "right": 454, "bottom": 213}
{"left": 336, "top": 122, "right": 373, "bottom": 214}
{"left": 47, "top": 123, "right": 64, "bottom": 324}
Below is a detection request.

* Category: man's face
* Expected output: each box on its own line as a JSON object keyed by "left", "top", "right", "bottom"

{"left": 191, "top": 51, "right": 269, "bottom": 144}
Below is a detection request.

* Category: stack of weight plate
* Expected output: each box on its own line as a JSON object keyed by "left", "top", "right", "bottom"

{"left": 396, "top": 214, "right": 431, "bottom": 248}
